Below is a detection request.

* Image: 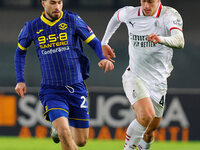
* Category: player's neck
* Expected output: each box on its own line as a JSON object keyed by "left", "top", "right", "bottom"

{"left": 151, "top": 3, "right": 160, "bottom": 16}
{"left": 44, "top": 14, "right": 56, "bottom": 22}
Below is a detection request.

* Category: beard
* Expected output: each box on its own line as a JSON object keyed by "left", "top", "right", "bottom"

{"left": 46, "top": 11, "right": 60, "bottom": 21}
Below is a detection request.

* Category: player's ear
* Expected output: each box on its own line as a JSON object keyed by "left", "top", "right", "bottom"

{"left": 41, "top": 0, "right": 45, "bottom": 8}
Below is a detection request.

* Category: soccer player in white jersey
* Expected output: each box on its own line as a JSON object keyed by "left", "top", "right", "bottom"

{"left": 102, "top": 0, "right": 184, "bottom": 149}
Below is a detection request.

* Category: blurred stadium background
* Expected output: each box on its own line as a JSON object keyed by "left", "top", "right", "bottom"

{"left": 0, "top": 0, "right": 200, "bottom": 149}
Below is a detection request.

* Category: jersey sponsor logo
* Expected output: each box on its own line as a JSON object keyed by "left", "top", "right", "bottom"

{"left": 130, "top": 33, "right": 156, "bottom": 48}
{"left": 36, "top": 29, "right": 44, "bottom": 34}
{"left": 129, "top": 21, "right": 135, "bottom": 28}
{"left": 38, "top": 32, "right": 68, "bottom": 49}
{"left": 154, "top": 20, "right": 159, "bottom": 27}
{"left": 59, "top": 23, "right": 68, "bottom": 30}
{"left": 41, "top": 46, "right": 70, "bottom": 55}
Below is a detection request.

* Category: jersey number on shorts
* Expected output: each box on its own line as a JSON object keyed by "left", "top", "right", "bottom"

{"left": 80, "top": 96, "right": 88, "bottom": 108}
{"left": 159, "top": 96, "right": 165, "bottom": 107}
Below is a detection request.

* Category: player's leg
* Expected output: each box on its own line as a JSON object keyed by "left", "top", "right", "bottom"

{"left": 39, "top": 86, "right": 78, "bottom": 150}
{"left": 138, "top": 117, "right": 161, "bottom": 150}
{"left": 52, "top": 116, "right": 78, "bottom": 150}
{"left": 138, "top": 97, "right": 165, "bottom": 150}
{"left": 122, "top": 69, "right": 155, "bottom": 150}
{"left": 51, "top": 124, "right": 60, "bottom": 143}
{"left": 124, "top": 98, "right": 155, "bottom": 150}
{"left": 133, "top": 98, "right": 155, "bottom": 127}
{"left": 143, "top": 117, "right": 162, "bottom": 143}
{"left": 67, "top": 81, "right": 90, "bottom": 147}
{"left": 70, "top": 127, "right": 89, "bottom": 147}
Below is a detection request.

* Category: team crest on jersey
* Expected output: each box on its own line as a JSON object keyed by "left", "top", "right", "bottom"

{"left": 154, "top": 20, "right": 159, "bottom": 27}
{"left": 59, "top": 23, "right": 68, "bottom": 30}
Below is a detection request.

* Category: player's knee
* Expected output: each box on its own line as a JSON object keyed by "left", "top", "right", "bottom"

{"left": 75, "top": 133, "right": 88, "bottom": 147}
{"left": 139, "top": 113, "right": 155, "bottom": 126}
{"left": 76, "top": 138, "right": 87, "bottom": 147}
{"left": 58, "top": 127, "right": 72, "bottom": 142}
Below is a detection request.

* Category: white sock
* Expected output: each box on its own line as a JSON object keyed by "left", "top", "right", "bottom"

{"left": 138, "top": 139, "right": 153, "bottom": 150}
{"left": 124, "top": 119, "right": 147, "bottom": 150}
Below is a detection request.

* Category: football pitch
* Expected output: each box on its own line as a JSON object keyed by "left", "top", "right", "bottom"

{"left": 0, "top": 137, "right": 200, "bottom": 150}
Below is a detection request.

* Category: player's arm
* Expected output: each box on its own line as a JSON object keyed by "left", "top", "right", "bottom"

{"left": 148, "top": 29, "right": 184, "bottom": 49}
{"left": 75, "top": 15, "right": 114, "bottom": 72}
{"left": 148, "top": 9, "right": 185, "bottom": 49}
{"left": 160, "top": 29, "right": 184, "bottom": 49}
{"left": 87, "top": 37, "right": 114, "bottom": 72}
{"left": 15, "top": 22, "right": 32, "bottom": 98}
{"left": 101, "top": 9, "right": 122, "bottom": 61}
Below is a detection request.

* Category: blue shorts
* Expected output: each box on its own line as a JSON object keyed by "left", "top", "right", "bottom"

{"left": 39, "top": 82, "right": 89, "bottom": 128}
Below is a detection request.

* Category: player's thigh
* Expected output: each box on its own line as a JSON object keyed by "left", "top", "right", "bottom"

{"left": 150, "top": 88, "right": 166, "bottom": 118}
{"left": 133, "top": 97, "right": 155, "bottom": 118}
{"left": 152, "top": 99, "right": 165, "bottom": 118}
{"left": 122, "top": 69, "right": 150, "bottom": 105}
{"left": 68, "top": 82, "right": 90, "bottom": 129}
{"left": 43, "top": 97, "right": 69, "bottom": 122}
{"left": 52, "top": 116, "right": 71, "bottom": 135}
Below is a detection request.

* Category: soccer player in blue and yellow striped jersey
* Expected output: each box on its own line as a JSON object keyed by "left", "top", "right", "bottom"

{"left": 14, "top": 0, "right": 114, "bottom": 149}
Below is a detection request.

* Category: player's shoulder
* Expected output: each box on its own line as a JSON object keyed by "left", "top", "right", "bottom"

{"left": 118, "top": 6, "right": 138, "bottom": 14}
{"left": 24, "top": 16, "right": 41, "bottom": 27}
{"left": 63, "top": 10, "right": 79, "bottom": 19}
{"left": 22, "top": 16, "right": 40, "bottom": 29}
{"left": 161, "top": 6, "right": 181, "bottom": 17}
{"left": 117, "top": 6, "right": 139, "bottom": 21}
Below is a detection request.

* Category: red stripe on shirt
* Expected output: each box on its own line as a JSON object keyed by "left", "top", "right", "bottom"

{"left": 117, "top": 10, "right": 120, "bottom": 22}
{"left": 170, "top": 27, "right": 183, "bottom": 31}
{"left": 138, "top": 8, "right": 141, "bottom": 16}
{"left": 156, "top": 3, "right": 162, "bottom": 18}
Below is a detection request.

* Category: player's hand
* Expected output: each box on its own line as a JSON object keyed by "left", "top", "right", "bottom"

{"left": 98, "top": 59, "right": 114, "bottom": 73}
{"left": 148, "top": 34, "right": 161, "bottom": 44}
{"left": 15, "top": 82, "right": 27, "bottom": 99}
{"left": 102, "top": 45, "right": 116, "bottom": 63}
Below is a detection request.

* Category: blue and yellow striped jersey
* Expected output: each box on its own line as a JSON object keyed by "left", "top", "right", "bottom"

{"left": 15, "top": 10, "right": 106, "bottom": 86}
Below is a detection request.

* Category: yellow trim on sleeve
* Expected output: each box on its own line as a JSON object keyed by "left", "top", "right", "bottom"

{"left": 84, "top": 34, "right": 96, "bottom": 44}
{"left": 41, "top": 11, "right": 63, "bottom": 26}
{"left": 18, "top": 43, "right": 27, "bottom": 51}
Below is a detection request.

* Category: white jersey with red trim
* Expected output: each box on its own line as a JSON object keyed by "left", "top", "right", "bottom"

{"left": 103, "top": 3, "right": 183, "bottom": 90}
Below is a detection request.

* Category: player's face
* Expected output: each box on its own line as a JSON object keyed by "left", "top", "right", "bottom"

{"left": 140, "top": 0, "right": 160, "bottom": 16}
{"left": 42, "top": 0, "right": 63, "bottom": 20}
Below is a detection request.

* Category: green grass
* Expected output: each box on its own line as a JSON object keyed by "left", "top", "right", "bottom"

{"left": 0, "top": 137, "right": 200, "bottom": 150}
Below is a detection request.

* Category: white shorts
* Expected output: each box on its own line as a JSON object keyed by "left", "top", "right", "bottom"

{"left": 122, "top": 69, "right": 166, "bottom": 117}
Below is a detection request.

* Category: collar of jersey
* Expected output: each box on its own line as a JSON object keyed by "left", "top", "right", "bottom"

{"left": 41, "top": 11, "right": 63, "bottom": 26}
{"left": 138, "top": 2, "right": 162, "bottom": 18}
